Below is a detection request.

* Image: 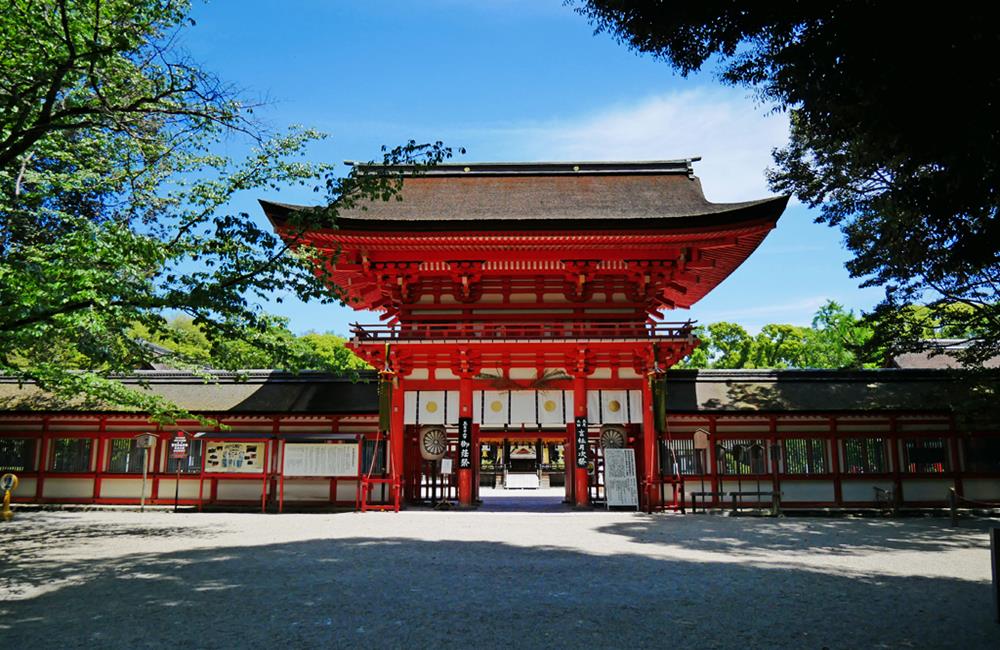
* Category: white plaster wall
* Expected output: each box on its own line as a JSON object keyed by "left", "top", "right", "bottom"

{"left": 43, "top": 478, "right": 94, "bottom": 499}
{"left": 281, "top": 480, "right": 331, "bottom": 501}
{"left": 961, "top": 479, "right": 1000, "bottom": 501}
{"left": 900, "top": 478, "right": 953, "bottom": 502}
{"left": 216, "top": 480, "right": 265, "bottom": 501}
{"left": 720, "top": 480, "right": 772, "bottom": 501}
{"left": 841, "top": 479, "right": 894, "bottom": 502}
{"left": 100, "top": 478, "right": 150, "bottom": 498}
{"left": 780, "top": 481, "right": 835, "bottom": 503}
{"left": 11, "top": 477, "right": 36, "bottom": 497}
{"left": 157, "top": 478, "right": 209, "bottom": 499}
{"left": 337, "top": 480, "right": 360, "bottom": 501}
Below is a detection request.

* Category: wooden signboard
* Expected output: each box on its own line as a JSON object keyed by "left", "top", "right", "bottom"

{"left": 575, "top": 416, "right": 589, "bottom": 468}
{"left": 205, "top": 442, "right": 263, "bottom": 473}
{"left": 458, "top": 417, "right": 473, "bottom": 469}
{"left": 170, "top": 436, "right": 188, "bottom": 459}
{"left": 604, "top": 448, "right": 639, "bottom": 509}
{"left": 283, "top": 443, "right": 359, "bottom": 477}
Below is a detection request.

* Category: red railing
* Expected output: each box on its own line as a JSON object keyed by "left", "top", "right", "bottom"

{"left": 350, "top": 320, "right": 695, "bottom": 341}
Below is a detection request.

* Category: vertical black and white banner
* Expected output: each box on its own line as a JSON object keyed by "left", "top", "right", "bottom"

{"left": 575, "top": 416, "right": 588, "bottom": 468}
{"left": 458, "top": 417, "right": 473, "bottom": 469}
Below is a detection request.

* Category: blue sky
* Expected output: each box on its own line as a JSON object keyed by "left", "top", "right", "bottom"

{"left": 181, "top": 0, "right": 883, "bottom": 335}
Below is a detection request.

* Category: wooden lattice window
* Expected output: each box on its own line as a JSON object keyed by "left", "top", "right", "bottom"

{"left": 0, "top": 438, "right": 37, "bottom": 472}
{"left": 362, "top": 439, "right": 386, "bottom": 475}
{"left": 660, "top": 439, "right": 704, "bottom": 475}
{"left": 49, "top": 438, "right": 93, "bottom": 472}
{"left": 902, "top": 439, "right": 949, "bottom": 473}
{"left": 842, "top": 438, "right": 889, "bottom": 474}
{"left": 715, "top": 439, "right": 768, "bottom": 475}
{"left": 106, "top": 438, "right": 147, "bottom": 474}
{"left": 783, "top": 439, "right": 828, "bottom": 474}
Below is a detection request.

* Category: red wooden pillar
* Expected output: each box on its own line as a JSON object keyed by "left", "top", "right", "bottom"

{"left": 707, "top": 415, "right": 719, "bottom": 505}
{"left": 769, "top": 415, "right": 780, "bottom": 496}
{"left": 457, "top": 375, "right": 474, "bottom": 506}
{"left": 889, "top": 415, "right": 903, "bottom": 504}
{"left": 473, "top": 423, "right": 482, "bottom": 504}
{"left": 151, "top": 424, "right": 163, "bottom": 502}
{"left": 829, "top": 417, "right": 843, "bottom": 506}
{"left": 403, "top": 427, "right": 417, "bottom": 503}
{"left": 280, "top": 439, "right": 288, "bottom": 513}
{"left": 260, "top": 439, "right": 270, "bottom": 513}
{"left": 564, "top": 422, "right": 575, "bottom": 503}
{"left": 390, "top": 378, "right": 405, "bottom": 508}
{"left": 949, "top": 413, "right": 964, "bottom": 496}
{"left": 572, "top": 375, "right": 589, "bottom": 507}
{"left": 641, "top": 373, "right": 659, "bottom": 511}
{"left": 36, "top": 417, "right": 50, "bottom": 501}
{"left": 92, "top": 418, "right": 107, "bottom": 501}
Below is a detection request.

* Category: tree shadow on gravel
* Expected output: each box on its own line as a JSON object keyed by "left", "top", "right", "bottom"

{"left": 2, "top": 533, "right": 998, "bottom": 649}
{"left": 596, "top": 514, "right": 1000, "bottom": 557}
{"left": 0, "top": 512, "right": 222, "bottom": 602}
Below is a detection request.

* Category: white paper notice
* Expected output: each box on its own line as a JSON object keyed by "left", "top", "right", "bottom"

{"left": 283, "top": 443, "right": 359, "bottom": 477}
{"left": 604, "top": 448, "right": 639, "bottom": 509}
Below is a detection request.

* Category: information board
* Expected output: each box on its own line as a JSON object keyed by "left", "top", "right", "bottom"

{"left": 204, "top": 442, "right": 263, "bottom": 474}
{"left": 604, "top": 448, "right": 639, "bottom": 509}
{"left": 170, "top": 436, "right": 188, "bottom": 459}
{"left": 283, "top": 443, "right": 359, "bottom": 477}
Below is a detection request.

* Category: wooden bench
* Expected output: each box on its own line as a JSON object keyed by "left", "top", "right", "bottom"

{"left": 729, "top": 490, "right": 781, "bottom": 516}
{"left": 690, "top": 491, "right": 728, "bottom": 513}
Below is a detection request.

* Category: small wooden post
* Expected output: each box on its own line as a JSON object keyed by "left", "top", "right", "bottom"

{"left": 949, "top": 487, "right": 958, "bottom": 527}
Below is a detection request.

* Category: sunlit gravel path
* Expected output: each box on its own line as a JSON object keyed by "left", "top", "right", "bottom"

{"left": 2, "top": 507, "right": 998, "bottom": 648}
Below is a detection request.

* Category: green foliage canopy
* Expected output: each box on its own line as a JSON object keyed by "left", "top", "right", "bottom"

{"left": 677, "top": 301, "right": 877, "bottom": 369}
{"left": 0, "top": 1, "right": 451, "bottom": 422}
{"left": 134, "top": 317, "right": 371, "bottom": 372}
{"left": 576, "top": 1, "right": 1000, "bottom": 366}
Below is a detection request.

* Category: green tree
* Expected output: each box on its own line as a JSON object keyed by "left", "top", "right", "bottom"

{"left": 0, "top": 1, "right": 451, "bottom": 421}
{"left": 704, "top": 322, "right": 753, "bottom": 369}
{"left": 133, "top": 317, "right": 370, "bottom": 371}
{"left": 300, "top": 333, "right": 372, "bottom": 371}
{"left": 575, "top": 1, "right": 1000, "bottom": 366}
{"left": 749, "top": 323, "right": 808, "bottom": 369}
{"left": 678, "top": 301, "right": 875, "bottom": 369}
{"left": 801, "top": 301, "right": 876, "bottom": 369}
{"left": 676, "top": 322, "right": 754, "bottom": 369}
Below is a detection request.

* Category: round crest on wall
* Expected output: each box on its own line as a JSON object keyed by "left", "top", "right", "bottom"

{"left": 599, "top": 425, "right": 627, "bottom": 449}
{"left": 419, "top": 425, "right": 449, "bottom": 460}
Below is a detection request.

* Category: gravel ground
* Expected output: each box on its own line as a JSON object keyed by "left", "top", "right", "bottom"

{"left": 2, "top": 502, "right": 999, "bottom": 649}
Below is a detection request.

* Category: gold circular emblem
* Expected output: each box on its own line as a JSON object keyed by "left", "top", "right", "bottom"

{"left": 543, "top": 400, "right": 557, "bottom": 413}
{"left": 490, "top": 400, "right": 504, "bottom": 413}
{"left": 425, "top": 401, "right": 438, "bottom": 413}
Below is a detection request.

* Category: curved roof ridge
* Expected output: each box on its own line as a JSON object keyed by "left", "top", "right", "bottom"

{"left": 260, "top": 157, "right": 789, "bottom": 233}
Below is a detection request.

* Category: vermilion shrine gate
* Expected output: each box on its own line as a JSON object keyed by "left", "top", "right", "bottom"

{"left": 263, "top": 160, "right": 788, "bottom": 510}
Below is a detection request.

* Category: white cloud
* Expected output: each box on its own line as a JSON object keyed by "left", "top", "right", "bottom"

{"left": 700, "top": 296, "right": 830, "bottom": 322}
{"left": 500, "top": 88, "right": 789, "bottom": 202}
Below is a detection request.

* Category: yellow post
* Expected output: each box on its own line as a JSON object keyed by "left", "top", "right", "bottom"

{"left": 1, "top": 473, "right": 18, "bottom": 522}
